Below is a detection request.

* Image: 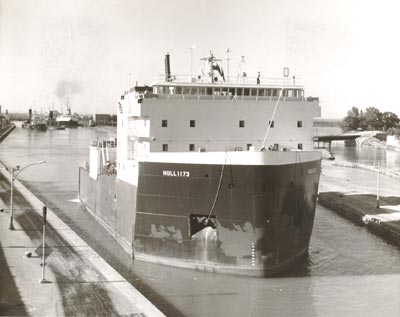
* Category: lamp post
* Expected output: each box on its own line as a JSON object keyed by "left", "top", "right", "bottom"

{"left": 9, "top": 160, "right": 45, "bottom": 230}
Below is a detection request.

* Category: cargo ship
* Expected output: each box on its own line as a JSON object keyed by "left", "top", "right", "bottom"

{"left": 56, "top": 106, "right": 79, "bottom": 128}
{"left": 21, "top": 109, "right": 48, "bottom": 131}
{"left": 79, "top": 51, "right": 321, "bottom": 277}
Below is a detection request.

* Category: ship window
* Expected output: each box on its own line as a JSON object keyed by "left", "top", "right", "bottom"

{"left": 297, "top": 120, "right": 302, "bottom": 128}
{"left": 162, "top": 144, "right": 168, "bottom": 152}
{"left": 182, "top": 87, "right": 190, "bottom": 95}
{"left": 189, "top": 144, "right": 195, "bottom": 151}
{"left": 190, "top": 120, "right": 196, "bottom": 127}
{"left": 272, "top": 89, "right": 278, "bottom": 97}
{"left": 243, "top": 88, "right": 250, "bottom": 96}
{"left": 206, "top": 87, "right": 213, "bottom": 95}
{"left": 175, "top": 86, "right": 182, "bottom": 94}
{"left": 221, "top": 87, "right": 228, "bottom": 96}
{"left": 162, "top": 120, "right": 168, "bottom": 127}
{"left": 251, "top": 89, "right": 257, "bottom": 96}
{"left": 228, "top": 88, "right": 235, "bottom": 97}
{"left": 298, "top": 143, "right": 303, "bottom": 150}
{"left": 191, "top": 87, "right": 198, "bottom": 95}
{"left": 258, "top": 89, "right": 265, "bottom": 97}
{"left": 265, "top": 89, "right": 271, "bottom": 97}
{"left": 269, "top": 120, "right": 274, "bottom": 128}
{"left": 282, "top": 89, "right": 288, "bottom": 97}
{"left": 213, "top": 88, "right": 221, "bottom": 96}
{"left": 239, "top": 120, "right": 245, "bottom": 128}
{"left": 236, "top": 88, "right": 243, "bottom": 96}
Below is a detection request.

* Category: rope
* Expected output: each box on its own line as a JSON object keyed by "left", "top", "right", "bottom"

{"left": 260, "top": 89, "right": 283, "bottom": 150}
{"left": 205, "top": 152, "right": 227, "bottom": 223}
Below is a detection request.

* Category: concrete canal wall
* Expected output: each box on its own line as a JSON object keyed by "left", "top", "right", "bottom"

{"left": 0, "top": 123, "right": 15, "bottom": 143}
{"left": 319, "top": 160, "right": 400, "bottom": 249}
{"left": 0, "top": 165, "right": 164, "bottom": 316}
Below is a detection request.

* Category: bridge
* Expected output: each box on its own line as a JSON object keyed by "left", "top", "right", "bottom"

{"left": 313, "top": 134, "right": 361, "bottom": 151}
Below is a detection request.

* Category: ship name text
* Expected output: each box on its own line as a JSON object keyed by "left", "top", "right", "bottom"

{"left": 162, "top": 170, "right": 190, "bottom": 177}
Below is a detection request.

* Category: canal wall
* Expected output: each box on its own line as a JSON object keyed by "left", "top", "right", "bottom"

{"left": 0, "top": 166, "right": 164, "bottom": 316}
{"left": 319, "top": 192, "right": 400, "bottom": 248}
{"left": 319, "top": 160, "right": 400, "bottom": 249}
{"left": 0, "top": 123, "right": 15, "bottom": 143}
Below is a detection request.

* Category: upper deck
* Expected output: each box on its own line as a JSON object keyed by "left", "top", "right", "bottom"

{"left": 123, "top": 52, "right": 317, "bottom": 102}
{"left": 124, "top": 76, "right": 310, "bottom": 103}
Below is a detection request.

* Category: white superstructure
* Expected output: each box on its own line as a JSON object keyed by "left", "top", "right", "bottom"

{"left": 116, "top": 52, "right": 321, "bottom": 185}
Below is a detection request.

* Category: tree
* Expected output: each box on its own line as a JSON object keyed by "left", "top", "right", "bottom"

{"left": 341, "top": 106, "right": 361, "bottom": 131}
{"left": 363, "top": 107, "right": 383, "bottom": 130}
{"left": 381, "top": 111, "right": 400, "bottom": 130}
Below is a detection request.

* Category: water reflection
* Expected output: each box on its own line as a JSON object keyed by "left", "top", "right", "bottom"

{"left": 1, "top": 126, "right": 400, "bottom": 316}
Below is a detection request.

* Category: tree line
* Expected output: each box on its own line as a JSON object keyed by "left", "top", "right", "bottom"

{"left": 341, "top": 107, "right": 400, "bottom": 134}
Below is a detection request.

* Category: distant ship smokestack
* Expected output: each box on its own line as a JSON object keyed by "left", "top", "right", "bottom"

{"left": 28, "top": 109, "right": 32, "bottom": 123}
{"left": 165, "top": 52, "right": 171, "bottom": 82}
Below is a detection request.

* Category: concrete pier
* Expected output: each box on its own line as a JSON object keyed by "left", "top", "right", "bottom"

{"left": 0, "top": 168, "right": 164, "bottom": 316}
{"left": 319, "top": 160, "right": 400, "bottom": 248}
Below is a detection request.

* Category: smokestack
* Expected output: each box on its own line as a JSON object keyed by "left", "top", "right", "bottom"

{"left": 165, "top": 52, "right": 171, "bottom": 82}
{"left": 29, "top": 109, "right": 32, "bottom": 119}
{"left": 49, "top": 111, "right": 53, "bottom": 119}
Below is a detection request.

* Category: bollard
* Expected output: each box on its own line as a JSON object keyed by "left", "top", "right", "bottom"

{"left": 39, "top": 206, "right": 50, "bottom": 284}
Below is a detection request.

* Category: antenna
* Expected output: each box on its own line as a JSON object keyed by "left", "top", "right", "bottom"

{"left": 189, "top": 44, "right": 196, "bottom": 80}
{"left": 225, "top": 48, "right": 231, "bottom": 83}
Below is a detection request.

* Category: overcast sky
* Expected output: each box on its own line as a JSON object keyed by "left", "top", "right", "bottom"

{"left": 0, "top": 0, "right": 399, "bottom": 118}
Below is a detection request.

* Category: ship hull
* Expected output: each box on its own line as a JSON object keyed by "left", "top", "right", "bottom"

{"left": 79, "top": 155, "right": 320, "bottom": 277}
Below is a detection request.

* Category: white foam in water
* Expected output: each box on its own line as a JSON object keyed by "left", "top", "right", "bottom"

{"left": 69, "top": 198, "right": 81, "bottom": 203}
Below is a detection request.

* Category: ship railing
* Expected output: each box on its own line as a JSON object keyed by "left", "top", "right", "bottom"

{"left": 91, "top": 138, "right": 117, "bottom": 148}
{"left": 157, "top": 94, "right": 306, "bottom": 102}
{"left": 154, "top": 74, "right": 301, "bottom": 87}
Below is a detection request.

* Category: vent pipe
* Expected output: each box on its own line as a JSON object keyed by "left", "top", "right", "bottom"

{"left": 165, "top": 52, "right": 171, "bottom": 82}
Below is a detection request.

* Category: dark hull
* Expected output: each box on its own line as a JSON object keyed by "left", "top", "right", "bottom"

{"left": 57, "top": 120, "right": 79, "bottom": 128}
{"left": 79, "top": 158, "right": 320, "bottom": 277}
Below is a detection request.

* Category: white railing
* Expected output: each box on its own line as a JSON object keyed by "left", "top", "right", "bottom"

{"left": 153, "top": 74, "right": 301, "bottom": 87}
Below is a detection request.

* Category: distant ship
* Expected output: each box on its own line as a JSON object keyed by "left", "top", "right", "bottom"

{"left": 79, "top": 51, "right": 321, "bottom": 277}
{"left": 56, "top": 106, "right": 79, "bottom": 128}
{"left": 22, "top": 109, "right": 47, "bottom": 131}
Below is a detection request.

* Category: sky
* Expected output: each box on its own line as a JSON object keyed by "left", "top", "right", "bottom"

{"left": 0, "top": 0, "right": 399, "bottom": 118}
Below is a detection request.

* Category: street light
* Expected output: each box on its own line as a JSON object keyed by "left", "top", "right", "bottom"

{"left": 9, "top": 160, "right": 46, "bottom": 230}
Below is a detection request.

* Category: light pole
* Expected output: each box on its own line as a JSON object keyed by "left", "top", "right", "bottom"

{"left": 9, "top": 160, "right": 46, "bottom": 230}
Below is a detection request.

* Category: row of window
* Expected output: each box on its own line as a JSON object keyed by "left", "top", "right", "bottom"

{"left": 155, "top": 86, "right": 304, "bottom": 98}
{"left": 161, "top": 143, "right": 304, "bottom": 152}
{"left": 161, "top": 120, "right": 303, "bottom": 128}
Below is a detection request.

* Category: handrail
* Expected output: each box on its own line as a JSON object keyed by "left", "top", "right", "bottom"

{"left": 153, "top": 74, "right": 301, "bottom": 87}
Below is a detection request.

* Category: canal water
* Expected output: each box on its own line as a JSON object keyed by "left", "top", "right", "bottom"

{"left": 1, "top": 125, "right": 400, "bottom": 316}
